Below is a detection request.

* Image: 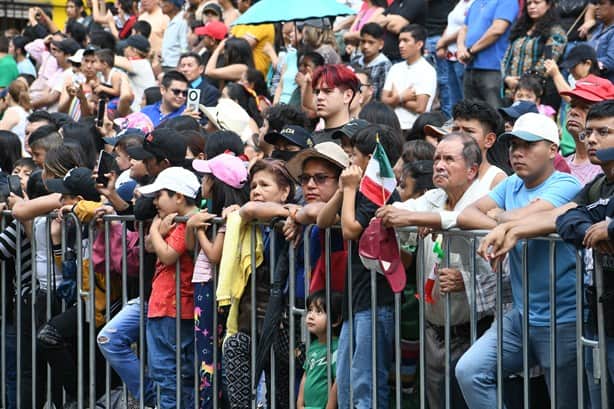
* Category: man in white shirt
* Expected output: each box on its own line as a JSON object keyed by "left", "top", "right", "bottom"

{"left": 382, "top": 24, "right": 437, "bottom": 133}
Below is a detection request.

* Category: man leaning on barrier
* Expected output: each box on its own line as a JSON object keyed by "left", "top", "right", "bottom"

{"left": 455, "top": 113, "right": 582, "bottom": 409}
{"left": 376, "top": 132, "right": 503, "bottom": 409}
{"left": 476, "top": 100, "right": 614, "bottom": 409}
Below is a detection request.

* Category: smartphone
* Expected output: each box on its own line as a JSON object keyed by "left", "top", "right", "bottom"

{"left": 96, "top": 150, "right": 119, "bottom": 186}
{"left": 544, "top": 45, "right": 553, "bottom": 60}
{"left": 187, "top": 88, "right": 201, "bottom": 112}
{"left": 96, "top": 98, "right": 106, "bottom": 127}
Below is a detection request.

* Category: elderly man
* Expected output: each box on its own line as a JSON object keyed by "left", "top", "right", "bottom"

{"left": 376, "top": 132, "right": 500, "bottom": 409}
{"left": 455, "top": 113, "right": 582, "bottom": 409}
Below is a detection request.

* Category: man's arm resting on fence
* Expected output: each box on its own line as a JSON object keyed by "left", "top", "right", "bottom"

{"left": 456, "top": 196, "right": 499, "bottom": 230}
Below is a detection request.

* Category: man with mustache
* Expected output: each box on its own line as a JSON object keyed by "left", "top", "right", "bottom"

{"left": 376, "top": 132, "right": 501, "bottom": 409}
{"left": 455, "top": 113, "right": 582, "bottom": 409}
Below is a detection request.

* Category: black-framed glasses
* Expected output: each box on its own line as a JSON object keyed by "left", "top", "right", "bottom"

{"left": 170, "top": 88, "right": 188, "bottom": 97}
{"left": 298, "top": 173, "right": 336, "bottom": 186}
{"left": 579, "top": 127, "right": 614, "bottom": 141}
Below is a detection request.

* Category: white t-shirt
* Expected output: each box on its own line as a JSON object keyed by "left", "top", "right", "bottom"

{"left": 126, "top": 59, "right": 156, "bottom": 112}
{"left": 446, "top": 0, "right": 476, "bottom": 54}
{"left": 34, "top": 217, "right": 63, "bottom": 290}
{"left": 383, "top": 57, "right": 437, "bottom": 130}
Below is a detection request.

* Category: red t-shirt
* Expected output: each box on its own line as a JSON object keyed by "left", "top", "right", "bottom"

{"left": 147, "top": 223, "right": 194, "bottom": 319}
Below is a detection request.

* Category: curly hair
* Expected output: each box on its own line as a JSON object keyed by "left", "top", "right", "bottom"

{"left": 509, "top": 0, "right": 561, "bottom": 41}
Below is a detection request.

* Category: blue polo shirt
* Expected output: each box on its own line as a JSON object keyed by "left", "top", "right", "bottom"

{"left": 140, "top": 101, "right": 185, "bottom": 127}
{"left": 489, "top": 172, "right": 581, "bottom": 326}
{"left": 464, "top": 0, "right": 518, "bottom": 71}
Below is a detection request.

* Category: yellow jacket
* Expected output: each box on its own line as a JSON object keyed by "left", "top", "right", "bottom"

{"left": 216, "top": 211, "right": 263, "bottom": 337}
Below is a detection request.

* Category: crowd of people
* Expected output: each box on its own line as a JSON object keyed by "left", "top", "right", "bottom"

{"left": 0, "top": 0, "right": 613, "bottom": 408}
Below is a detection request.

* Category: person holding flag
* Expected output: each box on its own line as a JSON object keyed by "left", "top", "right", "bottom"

{"left": 376, "top": 132, "right": 503, "bottom": 409}
{"left": 317, "top": 123, "right": 403, "bottom": 409}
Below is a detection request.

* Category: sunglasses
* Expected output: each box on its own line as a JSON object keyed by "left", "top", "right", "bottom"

{"left": 298, "top": 173, "right": 336, "bottom": 186}
{"left": 170, "top": 88, "right": 188, "bottom": 97}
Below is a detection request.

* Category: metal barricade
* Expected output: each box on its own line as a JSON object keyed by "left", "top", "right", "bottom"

{"left": 0, "top": 214, "right": 611, "bottom": 409}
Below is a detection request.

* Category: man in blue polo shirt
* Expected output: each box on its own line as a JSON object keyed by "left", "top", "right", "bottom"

{"left": 456, "top": 0, "right": 518, "bottom": 108}
{"left": 455, "top": 113, "right": 582, "bottom": 409}
{"left": 140, "top": 70, "right": 187, "bottom": 127}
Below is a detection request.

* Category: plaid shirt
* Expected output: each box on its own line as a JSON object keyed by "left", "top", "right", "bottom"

{"left": 351, "top": 53, "right": 392, "bottom": 101}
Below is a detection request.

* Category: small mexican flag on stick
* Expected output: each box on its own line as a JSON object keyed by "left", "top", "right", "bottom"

{"left": 359, "top": 135, "right": 397, "bottom": 206}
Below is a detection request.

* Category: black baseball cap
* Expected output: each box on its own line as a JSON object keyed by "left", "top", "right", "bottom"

{"left": 126, "top": 34, "right": 150, "bottom": 54}
{"left": 559, "top": 44, "right": 598, "bottom": 70}
{"left": 126, "top": 128, "right": 187, "bottom": 163}
{"left": 203, "top": 2, "right": 223, "bottom": 17}
{"left": 51, "top": 38, "right": 81, "bottom": 56}
{"left": 264, "top": 125, "right": 314, "bottom": 148}
{"left": 103, "top": 128, "right": 145, "bottom": 146}
{"left": 332, "top": 118, "right": 369, "bottom": 140}
{"left": 45, "top": 167, "right": 100, "bottom": 201}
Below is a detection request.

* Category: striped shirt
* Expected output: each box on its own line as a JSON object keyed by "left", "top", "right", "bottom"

{"left": 0, "top": 219, "right": 33, "bottom": 296}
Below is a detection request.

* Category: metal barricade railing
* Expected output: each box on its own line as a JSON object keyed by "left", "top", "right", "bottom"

{"left": 0, "top": 212, "right": 611, "bottom": 409}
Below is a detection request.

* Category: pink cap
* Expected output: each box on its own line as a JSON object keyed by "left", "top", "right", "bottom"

{"left": 192, "top": 153, "right": 247, "bottom": 189}
{"left": 194, "top": 21, "right": 228, "bottom": 41}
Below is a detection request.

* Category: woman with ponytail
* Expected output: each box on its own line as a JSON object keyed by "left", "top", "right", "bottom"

{"left": 0, "top": 79, "right": 32, "bottom": 154}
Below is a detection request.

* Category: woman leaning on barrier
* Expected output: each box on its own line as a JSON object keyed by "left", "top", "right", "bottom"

{"left": 219, "top": 158, "right": 297, "bottom": 409}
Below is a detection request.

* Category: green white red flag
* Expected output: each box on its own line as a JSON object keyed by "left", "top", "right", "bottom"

{"left": 359, "top": 139, "right": 397, "bottom": 207}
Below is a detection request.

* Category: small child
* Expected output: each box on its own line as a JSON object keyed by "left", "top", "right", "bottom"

{"left": 513, "top": 74, "right": 556, "bottom": 119}
{"left": 297, "top": 290, "right": 343, "bottom": 409}
{"left": 94, "top": 48, "right": 122, "bottom": 99}
{"left": 141, "top": 166, "right": 200, "bottom": 409}
{"left": 187, "top": 153, "right": 249, "bottom": 409}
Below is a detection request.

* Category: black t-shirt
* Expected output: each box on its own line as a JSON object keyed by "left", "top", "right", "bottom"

{"left": 572, "top": 173, "right": 614, "bottom": 206}
{"left": 312, "top": 126, "right": 345, "bottom": 145}
{"left": 343, "top": 190, "right": 400, "bottom": 318}
{"left": 383, "top": 0, "right": 427, "bottom": 61}
{"left": 425, "top": 0, "right": 456, "bottom": 37}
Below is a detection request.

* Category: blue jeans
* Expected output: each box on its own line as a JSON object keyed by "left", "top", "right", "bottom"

{"left": 446, "top": 60, "right": 465, "bottom": 111}
{"left": 3, "top": 325, "right": 17, "bottom": 409}
{"left": 147, "top": 317, "right": 195, "bottom": 409}
{"left": 336, "top": 306, "right": 394, "bottom": 409}
{"left": 97, "top": 298, "right": 156, "bottom": 406}
{"left": 583, "top": 327, "right": 614, "bottom": 409}
{"left": 425, "top": 35, "right": 451, "bottom": 118}
{"left": 455, "top": 308, "right": 578, "bottom": 409}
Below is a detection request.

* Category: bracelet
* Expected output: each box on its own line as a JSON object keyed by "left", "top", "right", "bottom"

{"left": 467, "top": 46, "right": 474, "bottom": 55}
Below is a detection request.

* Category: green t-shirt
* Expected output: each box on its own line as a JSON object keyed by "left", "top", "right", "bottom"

{"left": 303, "top": 338, "right": 338, "bottom": 409}
{"left": 0, "top": 55, "right": 18, "bottom": 88}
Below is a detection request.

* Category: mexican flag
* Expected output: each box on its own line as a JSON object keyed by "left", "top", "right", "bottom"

{"left": 359, "top": 140, "right": 397, "bottom": 207}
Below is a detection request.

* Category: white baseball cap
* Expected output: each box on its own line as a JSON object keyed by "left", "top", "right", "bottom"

{"left": 501, "top": 112, "right": 560, "bottom": 145}
{"left": 138, "top": 167, "right": 200, "bottom": 199}
{"left": 200, "top": 98, "right": 254, "bottom": 144}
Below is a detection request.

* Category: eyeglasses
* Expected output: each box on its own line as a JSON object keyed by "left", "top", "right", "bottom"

{"left": 579, "top": 126, "right": 614, "bottom": 141}
{"left": 170, "top": 88, "right": 188, "bottom": 97}
{"left": 298, "top": 173, "right": 336, "bottom": 185}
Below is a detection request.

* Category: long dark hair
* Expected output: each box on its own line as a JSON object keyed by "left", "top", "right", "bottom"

{"left": 225, "top": 82, "right": 263, "bottom": 127}
{"left": 0, "top": 131, "right": 22, "bottom": 174}
{"left": 510, "top": 0, "right": 560, "bottom": 41}
{"left": 224, "top": 37, "right": 255, "bottom": 68}
{"left": 209, "top": 175, "right": 250, "bottom": 216}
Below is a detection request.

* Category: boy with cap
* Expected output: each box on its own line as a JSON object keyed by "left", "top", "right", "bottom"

{"left": 140, "top": 166, "right": 200, "bottom": 409}
{"left": 456, "top": 113, "right": 582, "bottom": 409}
{"left": 160, "top": 0, "right": 189, "bottom": 71}
{"left": 264, "top": 125, "right": 314, "bottom": 162}
{"left": 114, "top": 35, "right": 157, "bottom": 112}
